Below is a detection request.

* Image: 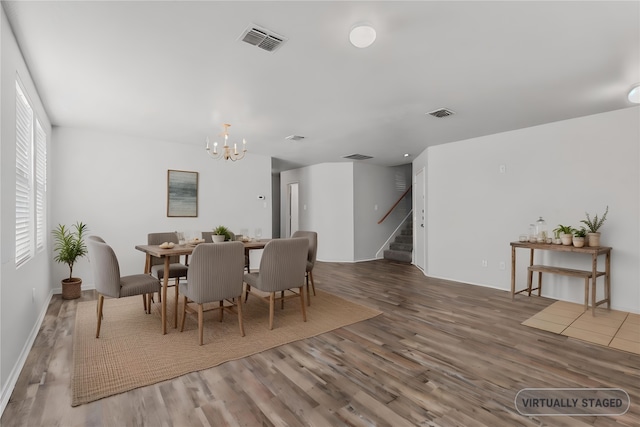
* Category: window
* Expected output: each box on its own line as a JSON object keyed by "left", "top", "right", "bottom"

{"left": 35, "top": 120, "right": 47, "bottom": 251}
{"left": 15, "top": 78, "right": 47, "bottom": 266}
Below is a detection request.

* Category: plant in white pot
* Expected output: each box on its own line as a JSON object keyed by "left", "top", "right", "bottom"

{"left": 572, "top": 227, "right": 587, "bottom": 248}
{"left": 580, "top": 206, "right": 608, "bottom": 247}
{"left": 554, "top": 224, "right": 575, "bottom": 246}
{"left": 212, "top": 225, "right": 231, "bottom": 243}
{"left": 52, "top": 221, "right": 88, "bottom": 299}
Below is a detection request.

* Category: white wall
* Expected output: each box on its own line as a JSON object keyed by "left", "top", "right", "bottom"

{"left": 422, "top": 107, "right": 640, "bottom": 313}
{"left": 0, "top": 7, "right": 53, "bottom": 412}
{"left": 353, "top": 163, "right": 412, "bottom": 261}
{"left": 51, "top": 127, "right": 273, "bottom": 285}
{"left": 280, "top": 162, "right": 412, "bottom": 262}
{"left": 281, "top": 163, "right": 355, "bottom": 262}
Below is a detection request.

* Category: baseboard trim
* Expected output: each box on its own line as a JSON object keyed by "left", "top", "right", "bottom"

{"left": 0, "top": 289, "right": 54, "bottom": 417}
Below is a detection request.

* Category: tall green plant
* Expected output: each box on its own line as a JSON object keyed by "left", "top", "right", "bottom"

{"left": 52, "top": 221, "right": 88, "bottom": 281}
{"left": 580, "top": 206, "right": 608, "bottom": 233}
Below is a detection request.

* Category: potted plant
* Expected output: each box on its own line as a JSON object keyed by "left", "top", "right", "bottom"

{"left": 212, "top": 225, "right": 231, "bottom": 243}
{"left": 580, "top": 206, "right": 608, "bottom": 247}
{"left": 572, "top": 227, "right": 587, "bottom": 248}
{"left": 52, "top": 221, "right": 89, "bottom": 299}
{"left": 554, "top": 225, "right": 574, "bottom": 246}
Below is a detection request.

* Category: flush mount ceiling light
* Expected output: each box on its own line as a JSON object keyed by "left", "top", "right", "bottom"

{"left": 349, "top": 24, "right": 376, "bottom": 48}
{"left": 628, "top": 84, "right": 640, "bottom": 103}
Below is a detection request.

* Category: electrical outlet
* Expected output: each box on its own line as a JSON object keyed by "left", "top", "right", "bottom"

{"left": 499, "top": 261, "right": 506, "bottom": 270}
{"left": 481, "top": 260, "right": 488, "bottom": 268}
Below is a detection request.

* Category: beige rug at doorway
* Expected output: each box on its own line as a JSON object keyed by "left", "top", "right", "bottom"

{"left": 71, "top": 290, "right": 381, "bottom": 406}
{"left": 522, "top": 300, "right": 640, "bottom": 355}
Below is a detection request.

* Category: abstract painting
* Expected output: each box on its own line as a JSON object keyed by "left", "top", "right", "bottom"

{"left": 167, "top": 170, "right": 198, "bottom": 217}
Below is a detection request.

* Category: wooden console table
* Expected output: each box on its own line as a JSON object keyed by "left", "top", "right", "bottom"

{"left": 510, "top": 242, "right": 611, "bottom": 315}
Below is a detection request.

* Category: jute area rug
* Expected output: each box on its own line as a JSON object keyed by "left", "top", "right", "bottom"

{"left": 522, "top": 300, "right": 640, "bottom": 355}
{"left": 71, "top": 289, "right": 381, "bottom": 406}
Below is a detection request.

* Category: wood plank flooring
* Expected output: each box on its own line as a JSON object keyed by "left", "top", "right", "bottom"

{"left": 2, "top": 260, "right": 639, "bottom": 426}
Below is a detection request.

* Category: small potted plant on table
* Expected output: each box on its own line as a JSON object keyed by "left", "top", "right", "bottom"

{"left": 572, "top": 227, "right": 587, "bottom": 248}
{"left": 212, "top": 225, "right": 232, "bottom": 243}
{"left": 52, "top": 221, "right": 89, "bottom": 299}
{"left": 554, "top": 225, "right": 575, "bottom": 246}
{"left": 580, "top": 206, "right": 608, "bottom": 247}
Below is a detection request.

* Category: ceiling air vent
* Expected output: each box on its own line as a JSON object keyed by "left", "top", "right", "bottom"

{"left": 239, "top": 25, "right": 287, "bottom": 53}
{"left": 285, "top": 135, "right": 305, "bottom": 141}
{"left": 427, "top": 108, "right": 455, "bottom": 118}
{"left": 342, "top": 154, "right": 373, "bottom": 161}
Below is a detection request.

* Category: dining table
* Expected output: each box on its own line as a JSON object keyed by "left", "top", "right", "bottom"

{"left": 135, "top": 239, "right": 271, "bottom": 334}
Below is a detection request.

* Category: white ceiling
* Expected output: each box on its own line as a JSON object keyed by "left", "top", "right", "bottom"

{"left": 3, "top": 1, "right": 639, "bottom": 171}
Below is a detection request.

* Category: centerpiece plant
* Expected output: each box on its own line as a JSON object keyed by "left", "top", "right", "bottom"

{"left": 212, "top": 225, "right": 232, "bottom": 242}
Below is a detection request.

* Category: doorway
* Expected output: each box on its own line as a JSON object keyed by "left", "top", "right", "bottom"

{"left": 287, "top": 182, "right": 299, "bottom": 237}
{"left": 414, "top": 168, "right": 426, "bottom": 272}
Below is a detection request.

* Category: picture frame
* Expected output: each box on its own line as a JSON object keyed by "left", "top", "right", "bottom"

{"left": 167, "top": 169, "right": 198, "bottom": 217}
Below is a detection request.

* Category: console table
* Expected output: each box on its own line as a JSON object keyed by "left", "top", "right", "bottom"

{"left": 510, "top": 242, "right": 611, "bottom": 315}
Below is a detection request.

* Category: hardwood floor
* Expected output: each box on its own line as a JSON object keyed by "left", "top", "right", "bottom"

{"left": 2, "top": 260, "right": 639, "bottom": 426}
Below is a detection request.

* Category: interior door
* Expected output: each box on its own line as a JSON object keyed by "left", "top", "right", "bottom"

{"left": 288, "top": 182, "right": 299, "bottom": 237}
{"left": 415, "top": 168, "right": 426, "bottom": 272}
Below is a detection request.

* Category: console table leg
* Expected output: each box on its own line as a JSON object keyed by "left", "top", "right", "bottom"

{"left": 510, "top": 246, "right": 516, "bottom": 300}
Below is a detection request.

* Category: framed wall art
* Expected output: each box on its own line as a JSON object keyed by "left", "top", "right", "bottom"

{"left": 167, "top": 169, "right": 198, "bottom": 217}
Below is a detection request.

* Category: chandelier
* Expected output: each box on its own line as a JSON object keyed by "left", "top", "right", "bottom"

{"left": 205, "top": 123, "right": 247, "bottom": 161}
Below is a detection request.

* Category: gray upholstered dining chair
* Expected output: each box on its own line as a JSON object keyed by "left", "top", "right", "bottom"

{"left": 179, "top": 242, "right": 246, "bottom": 345}
{"left": 87, "top": 236, "right": 161, "bottom": 338}
{"left": 244, "top": 237, "right": 308, "bottom": 330}
{"left": 147, "top": 232, "right": 189, "bottom": 303}
{"left": 292, "top": 230, "right": 318, "bottom": 306}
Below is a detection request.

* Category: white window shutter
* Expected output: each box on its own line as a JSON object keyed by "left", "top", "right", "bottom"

{"left": 35, "top": 119, "right": 47, "bottom": 251}
{"left": 15, "top": 80, "right": 34, "bottom": 267}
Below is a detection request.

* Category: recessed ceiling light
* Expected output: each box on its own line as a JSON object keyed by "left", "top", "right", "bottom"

{"left": 628, "top": 84, "right": 640, "bottom": 103}
{"left": 403, "top": 153, "right": 410, "bottom": 158}
{"left": 349, "top": 24, "right": 376, "bottom": 48}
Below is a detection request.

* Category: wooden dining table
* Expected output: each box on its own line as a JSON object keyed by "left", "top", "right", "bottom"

{"left": 135, "top": 239, "right": 271, "bottom": 334}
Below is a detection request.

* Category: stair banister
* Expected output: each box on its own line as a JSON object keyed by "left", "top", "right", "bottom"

{"left": 377, "top": 185, "right": 412, "bottom": 224}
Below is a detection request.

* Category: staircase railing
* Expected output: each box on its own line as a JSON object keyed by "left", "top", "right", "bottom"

{"left": 375, "top": 210, "right": 413, "bottom": 258}
{"left": 377, "top": 185, "right": 412, "bottom": 224}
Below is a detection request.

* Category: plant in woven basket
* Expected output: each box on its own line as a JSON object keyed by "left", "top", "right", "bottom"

{"left": 52, "top": 221, "right": 88, "bottom": 283}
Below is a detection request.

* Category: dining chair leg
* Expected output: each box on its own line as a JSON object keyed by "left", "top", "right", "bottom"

{"left": 219, "top": 301, "right": 224, "bottom": 322}
{"left": 198, "top": 304, "right": 204, "bottom": 346}
{"left": 281, "top": 291, "right": 285, "bottom": 309}
{"left": 142, "top": 294, "right": 147, "bottom": 313}
{"left": 237, "top": 297, "right": 245, "bottom": 337}
{"left": 180, "top": 296, "right": 188, "bottom": 332}
{"left": 299, "top": 286, "right": 307, "bottom": 322}
{"left": 309, "top": 271, "right": 316, "bottom": 296}
{"left": 269, "top": 292, "right": 275, "bottom": 330}
{"left": 96, "top": 295, "right": 105, "bottom": 338}
{"left": 174, "top": 279, "right": 180, "bottom": 329}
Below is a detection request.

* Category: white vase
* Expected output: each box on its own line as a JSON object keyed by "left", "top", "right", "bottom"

{"left": 573, "top": 236, "right": 585, "bottom": 248}
{"left": 211, "top": 235, "right": 225, "bottom": 243}
{"left": 560, "top": 233, "right": 573, "bottom": 246}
